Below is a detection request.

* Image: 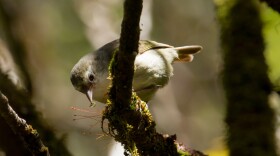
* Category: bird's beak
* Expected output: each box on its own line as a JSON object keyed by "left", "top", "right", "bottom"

{"left": 86, "top": 89, "right": 95, "bottom": 107}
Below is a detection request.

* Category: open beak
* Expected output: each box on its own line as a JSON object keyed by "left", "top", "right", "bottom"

{"left": 86, "top": 89, "right": 95, "bottom": 107}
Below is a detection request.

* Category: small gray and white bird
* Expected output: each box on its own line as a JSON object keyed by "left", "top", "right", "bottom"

{"left": 70, "top": 40, "right": 202, "bottom": 106}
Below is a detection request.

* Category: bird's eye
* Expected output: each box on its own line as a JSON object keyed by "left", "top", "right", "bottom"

{"left": 88, "top": 74, "right": 94, "bottom": 82}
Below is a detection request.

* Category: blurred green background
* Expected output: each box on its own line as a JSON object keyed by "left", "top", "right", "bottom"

{"left": 0, "top": 0, "right": 280, "bottom": 155}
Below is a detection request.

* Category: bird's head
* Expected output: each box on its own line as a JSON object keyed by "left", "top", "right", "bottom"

{"left": 70, "top": 54, "right": 97, "bottom": 106}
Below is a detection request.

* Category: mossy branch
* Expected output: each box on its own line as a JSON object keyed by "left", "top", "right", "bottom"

{"left": 102, "top": 0, "right": 206, "bottom": 155}
{"left": 219, "top": 0, "right": 277, "bottom": 155}
{"left": 112, "top": 0, "right": 142, "bottom": 108}
{"left": 0, "top": 67, "right": 72, "bottom": 155}
{"left": 0, "top": 91, "right": 49, "bottom": 156}
{"left": 0, "top": 2, "right": 71, "bottom": 154}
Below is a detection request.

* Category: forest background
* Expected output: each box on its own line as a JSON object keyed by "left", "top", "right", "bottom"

{"left": 0, "top": 0, "right": 280, "bottom": 155}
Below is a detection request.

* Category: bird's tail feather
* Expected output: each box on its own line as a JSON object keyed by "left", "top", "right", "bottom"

{"left": 174, "top": 45, "right": 202, "bottom": 62}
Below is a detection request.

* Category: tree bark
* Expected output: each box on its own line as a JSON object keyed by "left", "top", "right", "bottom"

{"left": 0, "top": 92, "right": 50, "bottom": 156}
{"left": 0, "top": 1, "right": 72, "bottom": 155}
{"left": 220, "top": 0, "right": 277, "bottom": 155}
{"left": 102, "top": 0, "right": 206, "bottom": 155}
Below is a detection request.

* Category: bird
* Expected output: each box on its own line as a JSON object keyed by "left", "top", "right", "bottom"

{"left": 70, "top": 39, "right": 202, "bottom": 106}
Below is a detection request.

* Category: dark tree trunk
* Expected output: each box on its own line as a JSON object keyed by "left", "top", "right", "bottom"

{"left": 220, "top": 0, "right": 277, "bottom": 155}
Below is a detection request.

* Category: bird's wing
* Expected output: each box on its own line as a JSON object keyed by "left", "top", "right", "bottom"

{"left": 138, "top": 40, "right": 173, "bottom": 54}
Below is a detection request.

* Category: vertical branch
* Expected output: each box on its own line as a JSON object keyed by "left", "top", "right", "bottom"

{"left": 113, "top": 0, "right": 143, "bottom": 108}
{"left": 220, "top": 0, "right": 277, "bottom": 155}
{"left": 103, "top": 0, "right": 206, "bottom": 155}
{"left": 107, "top": 0, "right": 143, "bottom": 154}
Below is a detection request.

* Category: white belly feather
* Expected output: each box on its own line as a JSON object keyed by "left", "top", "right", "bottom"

{"left": 133, "top": 48, "right": 178, "bottom": 101}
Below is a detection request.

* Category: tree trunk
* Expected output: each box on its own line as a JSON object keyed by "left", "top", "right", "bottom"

{"left": 220, "top": 0, "right": 277, "bottom": 155}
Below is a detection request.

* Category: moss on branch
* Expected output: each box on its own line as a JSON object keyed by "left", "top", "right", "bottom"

{"left": 101, "top": 0, "right": 206, "bottom": 155}
{"left": 0, "top": 92, "right": 50, "bottom": 156}
{"left": 219, "top": 0, "right": 277, "bottom": 155}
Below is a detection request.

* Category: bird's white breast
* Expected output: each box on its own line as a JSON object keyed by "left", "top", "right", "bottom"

{"left": 133, "top": 48, "right": 178, "bottom": 91}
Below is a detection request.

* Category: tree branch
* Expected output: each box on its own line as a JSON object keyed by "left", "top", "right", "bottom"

{"left": 220, "top": 0, "right": 277, "bottom": 155}
{"left": 0, "top": 92, "right": 49, "bottom": 156}
{"left": 114, "top": 0, "right": 142, "bottom": 108}
{"left": 0, "top": 68, "right": 72, "bottom": 155}
{"left": 0, "top": 24, "right": 71, "bottom": 156}
{"left": 102, "top": 0, "right": 206, "bottom": 155}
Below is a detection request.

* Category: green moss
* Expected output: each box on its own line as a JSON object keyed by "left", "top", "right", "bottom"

{"left": 219, "top": 0, "right": 277, "bottom": 155}
{"left": 104, "top": 52, "right": 154, "bottom": 154}
{"left": 102, "top": 17, "right": 199, "bottom": 155}
{"left": 102, "top": 90, "right": 154, "bottom": 155}
{"left": 177, "top": 150, "right": 191, "bottom": 156}
{"left": 108, "top": 48, "right": 118, "bottom": 80}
